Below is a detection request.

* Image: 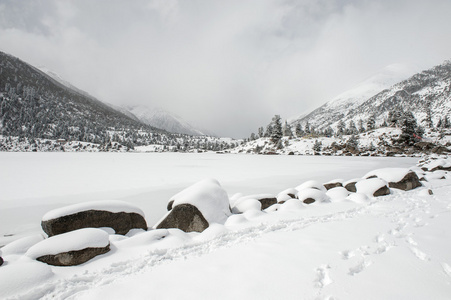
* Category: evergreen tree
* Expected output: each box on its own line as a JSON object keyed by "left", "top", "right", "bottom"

{"left": 337, "top": 120, "right": 346, "bottom": 136}
{"left": 348, "top": 120, "right": 358, "bottom": 134}
{"left": 422, "top": 109, "right": 433, "bottom": 129}
{"left": 367, "top": 115, "right": 376, "bottom": 131}
{"left": 283, "top": 121, "right": 293, "bottom": 137}
{"left": 270, "top": 115, "right": 283, "bottom": 144}
{"left": 304, "top": 121, "right": 311, "bottom": 135}
{"left": 265, "top": 124, "right": 272, "bottom": 137}
{"left": 313, "top": 139, "right": 322, "bottom": 153}
{"left": 258, "top": 127, "right": 264, "bottom": 138}
{"left": 295, "top": 123, "right": 304, "bottom": 137}
{"left": 358, "top": 119, "right": 365, "bottom": 133}
{"left": 398, "top": 111, "right": 418, "bottom": 146}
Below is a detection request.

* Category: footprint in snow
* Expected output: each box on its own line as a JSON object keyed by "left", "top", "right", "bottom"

{"left": 406, "top": 236, "right": 418, "bottom": 246}
{"left": 441, "top": 263, "right": 451, "bottom": 277}
{"left": 374, "top": 234, "right": 385, "bottom": 243}
{"left": 315, "top": 265, "right": 333, "bottom": 288}
{"left": 348, "top": 259, "right": 372, "bottom": 276}
{"left": 340, "top": 250, "right": 355, "bottom": 260}
{"left": 410, "top": 247, "right": 430, "bottom": 261}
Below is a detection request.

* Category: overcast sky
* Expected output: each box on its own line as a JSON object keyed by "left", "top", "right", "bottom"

{"left": 1, "top": 0, "right": 451, "bottom": 138}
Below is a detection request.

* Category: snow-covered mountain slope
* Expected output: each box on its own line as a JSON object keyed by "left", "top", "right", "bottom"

{"left": 123, "top": 105, "right": 209, "bottom": 136}
{"left": 291, "top": 63, "right": 423, "bottom": 130}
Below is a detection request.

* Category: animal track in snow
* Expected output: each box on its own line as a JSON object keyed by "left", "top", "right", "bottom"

{"left": 405, "top": 236, "right": 418, "bottom": 246}
{"left": 374, "top": 234, "right": 385, "bottom": 243}
{"left": 348, "top": 259, "right": 372, "bottom": 276}
{"left": 441, "top": 263, "right": 451, "bottom": 277}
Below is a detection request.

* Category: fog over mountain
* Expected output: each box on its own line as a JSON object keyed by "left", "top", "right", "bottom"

{"left": 1, "top": 0, "right": 451, "bottom": 137}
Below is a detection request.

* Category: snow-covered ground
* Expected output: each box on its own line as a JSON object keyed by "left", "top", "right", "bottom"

{"left": 1, "top": 153, "right": 450, "bottom": 299}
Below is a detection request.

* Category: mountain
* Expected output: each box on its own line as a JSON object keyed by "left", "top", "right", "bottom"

{"left": 0, "top": 51, "right": 170, "bottom": 145}
{"left": 122, "top": 105, "right": 210, "bottom": 136}
{"left": 291, "top": 63, "right": 422, "bottom": 130}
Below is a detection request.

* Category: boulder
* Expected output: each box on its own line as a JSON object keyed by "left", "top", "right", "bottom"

{"left": 26, "top": 228, "right": 110, "bottom": 266}
{"left": 343, "top": 178, "right": 361, "bottom": 193}
{"left": 156, "top": 179, "right": 231, "bottom": 233}
{"left": 356, "top": 178, "right": 390, "bottom": 197}
{"left": 387, "top": 171, "right": 422, "bottom": 191}
{"left": 363, "top": 168, "right": 422, "bottom": 191}
{"left": 297, "top": 188, "right": 330, "bottom": 205}
{"left": 0, "top": 256, "right": 3, "bottom": 266}
{"left": 157, "top": 204, "right": 209, "bottom": 233}
{"left": 296, "top": 180, "right": 327, "bottom": 192}
{"left": 41, "top": 200, "right": 147, "bottom": 237}
{"left": 323, "top": 180, "right": 343, "bottom": 190}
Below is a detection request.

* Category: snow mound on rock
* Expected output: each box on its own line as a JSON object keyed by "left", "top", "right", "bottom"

{"left": 231, "top": 198, "right": 261, "bottom": 214}
{"left": 296, "top": 180, "right": 327, "bottom": 192}
{"left": 297, "top": 188, "right": 330, "bottom": 203}
{"left": 170, "top": 178, "right": 231, "bottom": 224}
{"left": 1, "top": 234, "right": 45, "bottom": 256}
{"left": 42, "top": 200, "right": 145, "bottom": 221}
{"left": 326, "top": 187, "right": 350, "bottom": 202}
{"left": 364, "top": 168, "right": 412, "bottom": 182}
{"left": 25, "top": 228, "right": 109, "bottom": 259}
{"left": 355, "top": 178, "right": 389, "bottom": 198}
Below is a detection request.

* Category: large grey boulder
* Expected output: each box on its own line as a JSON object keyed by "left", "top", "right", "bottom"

{"left": 157, "top": 204, "right": 209, "bottom": 233}
{"left": 41, "top": 200, "right": 147, "bottom": 237}
{"left": 26, "top": 228, "right": 110, "bottom": 266}
{"left": 157, "top": 179, "right": 231, "bottom": 233}
{"left": 364, "top": 168, "right": 422, "bottom": 191}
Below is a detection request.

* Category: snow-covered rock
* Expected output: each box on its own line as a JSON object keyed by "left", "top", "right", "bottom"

{"left": 26, "top": 228, "right": 110, "bottom": 266}
{"left": 355, "top": 178, "right": 390, "bottom": 197}
{"left": 277, "top": 188, "right": 298, "bottom": 200}
{"left": 1, "top": 234, "right": 45, "bottom": 257}
{"left": 323, "top": 179, "right": 344, "bottom": 190}
{"left": 343, "top": 178, "right": 362, "bottom": 192}
{"left": 41, "top": 200, "right": 147, "bottom": 236}
{"left": 295, "top": 180, "right": 327, "bottom": 192}
{"left": 326, "top": 187, "right": 350, "bottom": 202}
{"left": 231, "top": 198, "right": 262, "bottom": 214}
{"left": 156, "top": 179, "right": 231, "bottom": 233}
{"left": 297, "top": 188, "right": 330, "bottom": 204}
{"left": 364, "top": 168, "right": 422, "bottom": 191}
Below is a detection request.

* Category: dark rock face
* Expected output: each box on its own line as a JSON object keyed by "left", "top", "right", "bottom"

{"left": 42, "top": 210, "right": 147, "bottom": 237}
{"left": 388, "top": 172, "right": 422, "bottom": 191}
{"left": 324, "top": 182, "right": 342, "bottom": 190}
{"left": 345, "top": 182, "right": 357, "bottom": 193}
{"left": 303, "top": 198, "right": 316, "bottom": 204}
{"left": 156, "top": 204, "right": 209, "bottom": 233}
{"left": 37, "top": 245, "right": 110, "bottom": 266}
{"left": 0, "top": 256, "right": 3, "bottom": 266}
{"left": 373, "top": 186, "right": 390, "bottom": 197}
{"left": 258, "top": 197, "right": 277, "bottom": 210}
{"left": 167, "top": 200, "right": 174, "bottom": 211}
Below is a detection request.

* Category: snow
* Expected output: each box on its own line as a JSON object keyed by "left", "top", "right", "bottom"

{"left": 3, "top": 152, "right": 450, "bottom": 299}
{"left": 355, "top": 178, "right": 389, "bottom": 197}
{"left": 1, "top": 234, "right": 44, "bottom": 256}
{"left": 42, "top": 200, "right": 145, "bottom": 221}
{"left": 364, "top": 168, "right": 412, "bottom": 182}
{"left": 25, "top": 228, "right": 109, "bottom": 259}
{"left": 167, "top": 178, "right": 231, "bottom": 224}
{"left": 295, "top": 180, "right": 327, "bottom": 192}
{"left": 297, "top": 188, "right": 330, "bottom": 203}
{"left": 326, "top": 187, "right": 350, "bottom": 201}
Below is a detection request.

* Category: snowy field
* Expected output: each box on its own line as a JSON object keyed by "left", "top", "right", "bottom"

{"left": 1, "top": 153, "right": 451, "bottom": 299}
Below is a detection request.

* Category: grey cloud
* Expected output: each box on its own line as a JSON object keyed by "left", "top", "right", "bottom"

{"left": 0, "top": 0, "right": 450, "bottom": 138}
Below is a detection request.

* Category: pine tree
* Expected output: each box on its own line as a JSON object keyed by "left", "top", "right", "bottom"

{"left": 398, "top": 111, "right": 418, "bottom": 146}
{"left": 337, "top": 120, "right": 345, "bottom": 136}
{"left": 265, "top": 124, "right": 272, "bottom": 137}
{"left": 367, "top": 115, "right": 376, "bottom": 131}
{"left": 358, "top": 119, "right": 365, "bottom": 133}
{"left": 304, "top": 121, "right": 311, "bottom": 135}
{"left": 313, "top": 139, "right": 322, "bottom": 153}
{"left": 283, "top": 121, "right": 293, "bottom": 137}
{"left": 258, "top": 127, "right": 264, "bottom": 138}
{"left": 348, "top": 120, "right": 358, "bottom": 134}
{"left": 271, "top": 115, "right": 283, "bottom": 144}
{"left": 295, "top": 123, "right": 304, "bottom": 137}
{"left": 422, "top": 109, "right": 433, "bottom": 129}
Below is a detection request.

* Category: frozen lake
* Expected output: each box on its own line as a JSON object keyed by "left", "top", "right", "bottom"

{"left": 0, "top": 152, "right": 418, "bottom": 245}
